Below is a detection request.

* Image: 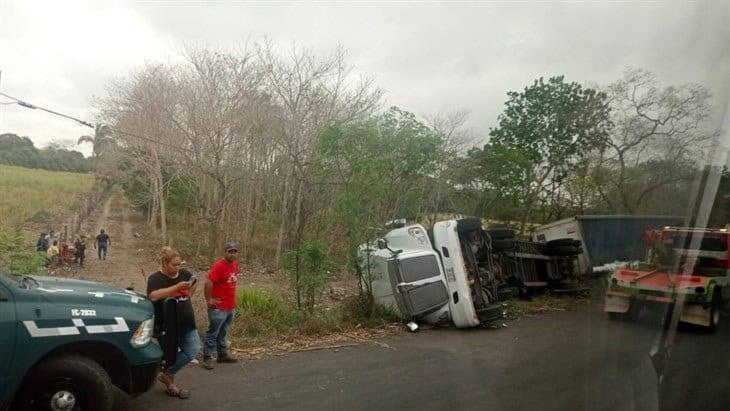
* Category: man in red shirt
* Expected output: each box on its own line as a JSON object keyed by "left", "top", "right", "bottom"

{"left": 203, "top": 242, "right": 240, "bottom": 369}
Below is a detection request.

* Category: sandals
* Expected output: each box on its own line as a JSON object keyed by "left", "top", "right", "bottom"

{"left": 165, "top": 387, "right": 191, "bottom": 399}
{"left": 157, "top": 372, "right": 191, "bottom": 399}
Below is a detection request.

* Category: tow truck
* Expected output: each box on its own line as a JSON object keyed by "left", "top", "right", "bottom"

{"left": 604, "top": 227, "right": 730, "bottom": 332}
{"left": 0, "top": 270, "right": 162, "bottom": 410}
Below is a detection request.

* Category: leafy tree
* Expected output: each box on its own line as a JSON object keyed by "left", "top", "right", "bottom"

{"left": 480, "top": 76, "right": 612, "bottom": 233}
{"left": 0, "top": 133, "right": 90, "bottom": 172}
{"left": 281, "top": 240, "right": 335, "bottom": 313}
{"left": 316, "top": 107, "right": 443, "bottom": 314}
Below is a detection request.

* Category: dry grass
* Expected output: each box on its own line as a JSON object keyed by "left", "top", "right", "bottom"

{"left": 0, "top": 164, "right": 93, "bottom": 227}
{"left": 503, "top": 293, "right": 586, "bottom": 320}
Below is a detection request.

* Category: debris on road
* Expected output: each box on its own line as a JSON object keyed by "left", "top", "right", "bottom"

{"left": 230, "top": 324, "right": 402, "bottom": 359}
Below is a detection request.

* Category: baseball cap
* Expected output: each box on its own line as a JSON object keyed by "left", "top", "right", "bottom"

{"left": 224, "top": 242, "right": 239, "bottom": 252}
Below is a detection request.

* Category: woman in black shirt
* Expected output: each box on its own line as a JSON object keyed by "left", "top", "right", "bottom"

{"left": 147, "top": 246, "right": 199, "bottom": 399}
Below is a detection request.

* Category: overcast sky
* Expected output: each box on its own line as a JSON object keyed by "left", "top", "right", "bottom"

{"left": 0, "top": 1, "right": 728, "bottom": 157}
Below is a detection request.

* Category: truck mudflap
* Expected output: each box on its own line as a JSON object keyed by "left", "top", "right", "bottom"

{"left": 604, "top": 293, "right": 630, "bottom": 313}
{"left": 680, "top": 304, "right": 711, "bottom": 327}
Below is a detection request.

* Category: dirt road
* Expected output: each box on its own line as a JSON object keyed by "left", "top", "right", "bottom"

{"left": 73, "top": 190, "right": 152, "bottom": 292}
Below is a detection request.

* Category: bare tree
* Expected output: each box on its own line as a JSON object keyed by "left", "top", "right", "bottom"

{"left": 257, "top": 41, "right": 383, "bottom": 263}
{"left": 596, "top": 68, "right": 714, "bottom": 213}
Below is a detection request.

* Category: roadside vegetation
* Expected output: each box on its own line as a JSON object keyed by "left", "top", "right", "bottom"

{"left": 0, "top": 164, "right": 95, "bottom": 275}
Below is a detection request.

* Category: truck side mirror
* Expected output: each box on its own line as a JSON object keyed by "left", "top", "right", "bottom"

{"left": 377, "top": 239, "right": 387, "bottom": 250}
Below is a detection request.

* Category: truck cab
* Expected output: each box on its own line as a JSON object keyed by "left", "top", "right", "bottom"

{"left": 360, "top": 218, "right": 503, "bottom": 328}
{"left": 0, "top": 270, "right": 162, "bottom": 410}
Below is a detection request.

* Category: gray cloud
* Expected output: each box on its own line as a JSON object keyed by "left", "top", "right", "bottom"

{"left": 0, "top": 1, "right": 727, "bottom": 156}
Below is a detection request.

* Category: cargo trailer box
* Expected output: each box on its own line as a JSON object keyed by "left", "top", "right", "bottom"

{"left": 533, "top": 215, "right": 686, "bottom": 275}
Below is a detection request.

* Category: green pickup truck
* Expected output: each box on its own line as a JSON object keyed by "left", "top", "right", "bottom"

{"left": 0, "top": 270, "right": 162, "bottom": 410}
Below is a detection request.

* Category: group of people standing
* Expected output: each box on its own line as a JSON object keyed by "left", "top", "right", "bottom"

{"left": 35, "top": 229, "right": 111, "bottom": 267}
{"left": 146, "top": 241, "right": 240, "bottom": 399}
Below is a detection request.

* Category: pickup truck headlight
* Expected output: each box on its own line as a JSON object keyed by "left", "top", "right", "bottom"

{"left": 130, "top": 317, "right": 154, "bottom": 348}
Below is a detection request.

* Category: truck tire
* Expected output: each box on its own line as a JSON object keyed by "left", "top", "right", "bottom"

{"left": 491, "top": 239, "right": 515, "bottom": 252}
{"left": 486, "top": 227, "right": 515, "bottom": 240}
{"left": 456, "top": 218, "right": 484, "bottom": 234}
{"left": 546, "top": 238, "right": 575, "bottom": 247}
{"left": 112, "top": 385, "right": 130, "bottom": 411}
{"left": 14, "top": 354, "right": 114, "bottom": 411}
{"left": 544, "top": 245, "right": 580, "bottom": 256}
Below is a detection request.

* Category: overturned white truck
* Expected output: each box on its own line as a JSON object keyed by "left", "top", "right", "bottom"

{"left": 359, "top": 217, "right": 583, "bottom": 329}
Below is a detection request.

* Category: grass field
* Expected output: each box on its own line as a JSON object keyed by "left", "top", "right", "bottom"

{"left": 0, "top": 164, "right": 93, "bottom": 226}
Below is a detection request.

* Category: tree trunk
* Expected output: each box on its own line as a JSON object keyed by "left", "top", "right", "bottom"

{"left": 151, "top": 148, "right": 167, "bottom": 244}
{"left": 275, "top": 169, "right": 293, "bottom": 265}
{"left": 292, "top": 177, "right": 305, "bottom": 248}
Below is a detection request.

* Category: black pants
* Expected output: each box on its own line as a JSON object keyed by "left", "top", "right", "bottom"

{"left": 75, "top": 254, "right": 85, "bottom": 267}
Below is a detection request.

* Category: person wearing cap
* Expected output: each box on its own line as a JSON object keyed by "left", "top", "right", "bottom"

{"left": 202, "top": 241, "right": 240, "bottom": 369}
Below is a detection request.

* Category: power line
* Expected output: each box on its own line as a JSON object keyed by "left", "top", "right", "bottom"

{"left": 0, "top": 91, "right": 193, "bottom": 153}
{"left": 0, "top": 91, "right": 93, "bottom": 128}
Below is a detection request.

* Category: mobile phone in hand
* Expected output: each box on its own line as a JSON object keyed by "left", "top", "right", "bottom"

{"left": 189, "top": 275, "right": 198, "bottom": 287}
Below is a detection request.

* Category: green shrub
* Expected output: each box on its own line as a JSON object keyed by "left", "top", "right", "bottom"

{"left": 236, "top": 287, "right": 283, "bottom": 315}
{"left": 0, "top": 228, "right": 47, "bottom": 275}
{"left": 280, "top": 240, "right": 337, "bottom": 313}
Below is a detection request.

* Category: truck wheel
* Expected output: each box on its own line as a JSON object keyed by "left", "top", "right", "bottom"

{"left": 491, "top": 239, "right": 515, "bottom": 252}
{"left": 709, "top": 289, "right": 721, "bottom": 333}
{"left": 14, "top": 354, "right": 114, "bottom": 411}
{"left": 111, "top": 385, "right": 130, "bottom": 411}
{"left": 544, "top": 245, "right": 580, "bottom": 256}
{"left": 486, "top": 228, "right": 515, "bottom": 240}
{"left": 546, "top": 238, "right": 576, "bottom": 247}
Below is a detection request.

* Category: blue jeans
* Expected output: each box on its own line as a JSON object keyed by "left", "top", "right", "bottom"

{"left": 98, "top": 244, "right": 108, "bottom": 259}
{"left": 167, "top": 328, "right": 201, "bottom": 376}
{"left": 204, "top": 309, "right": 234, "bottom": 358}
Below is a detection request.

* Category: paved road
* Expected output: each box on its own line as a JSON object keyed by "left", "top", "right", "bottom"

{"left": 132, "top": 302, "right": 729, "bottom": 410}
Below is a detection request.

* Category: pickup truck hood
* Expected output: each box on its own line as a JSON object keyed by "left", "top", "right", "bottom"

{"left": 28, "top": 275, "right": 149, "bottom": 306}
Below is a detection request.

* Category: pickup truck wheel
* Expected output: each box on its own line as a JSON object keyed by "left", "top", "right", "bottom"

{"left": 14, "top": 354, "right": 114, "bottom": 411}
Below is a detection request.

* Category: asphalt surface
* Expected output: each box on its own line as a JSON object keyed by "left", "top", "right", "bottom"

{"left": 132, "top": 302, "right": 730, "bottom": 411}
